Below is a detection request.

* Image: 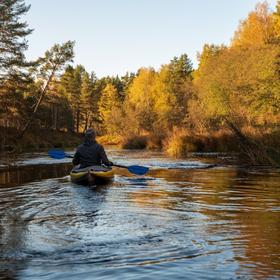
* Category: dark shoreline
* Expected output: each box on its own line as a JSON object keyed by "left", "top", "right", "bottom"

{"left": 0, "top": 127, "right": 82, "bottom": 153}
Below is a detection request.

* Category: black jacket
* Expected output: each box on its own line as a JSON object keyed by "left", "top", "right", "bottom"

{"left": 72, "top": 140, "right": 111, "bottom": 167}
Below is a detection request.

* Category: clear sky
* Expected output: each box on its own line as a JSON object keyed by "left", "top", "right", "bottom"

{"left": 24, "top": 0, "right": 278, "bottom": 78}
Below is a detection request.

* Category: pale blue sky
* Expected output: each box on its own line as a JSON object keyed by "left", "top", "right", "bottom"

{"left": 25, "top": 0, "right": 278, "bottom": 77}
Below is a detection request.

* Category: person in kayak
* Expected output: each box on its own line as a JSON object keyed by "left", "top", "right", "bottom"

{"left": 72, "top": 128, "right": 113, "bottom": 168}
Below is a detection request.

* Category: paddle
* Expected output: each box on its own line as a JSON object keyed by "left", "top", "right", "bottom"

{"left": 48, "top": 149, "right": 73, "bottom": 159}
{"left": 112, "top": 164, "right": 149, "bottom": 176}
{"left": 48, "top": 149, "right": 149, "bottom": 175}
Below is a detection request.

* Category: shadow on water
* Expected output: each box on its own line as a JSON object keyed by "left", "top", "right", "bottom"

{"left": 0, "top": 164, "right": 72, "bottom": 187}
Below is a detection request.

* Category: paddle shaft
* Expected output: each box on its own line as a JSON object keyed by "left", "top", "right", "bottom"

{"left": 113, "top": 164, "right": 129, "bottom": 169}
{"left": 48, "top": 149, "right": 148, "bottom": 175}
{"left": 65, "top": 154, "right": 74, "bottom": 158}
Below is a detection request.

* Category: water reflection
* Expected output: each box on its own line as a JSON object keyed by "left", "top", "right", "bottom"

{"left": 127, "top": 167, "right": 280, "bottom": 279}
{"left": 0, "top": 177, "right": 110, "bottom": 280}
{"left": 0, "top": 151, "right": 279, "bottom": 280}
{"left": 0, "top": 164, "right": 72, "bottom": 187}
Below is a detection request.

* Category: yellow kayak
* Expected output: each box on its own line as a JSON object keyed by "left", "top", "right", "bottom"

{"left": 70, "top": 165, "right": 114, "bottom": 185}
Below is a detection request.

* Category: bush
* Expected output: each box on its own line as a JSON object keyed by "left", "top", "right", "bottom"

{"left": 121, "top": 136, "right": 147, "bottom": 149}
{"left": 146, "top": 133, "right": 164, "bottom": 150}
{"left": 97, "top": 135, "right": 122, "bottom": 145}
{"left": 164, "top": 130, "right": 192, "bottom": 158}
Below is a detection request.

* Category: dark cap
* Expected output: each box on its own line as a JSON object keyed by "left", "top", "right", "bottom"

{"left": 84, "top": 128, "right": 96, "bottom": 139}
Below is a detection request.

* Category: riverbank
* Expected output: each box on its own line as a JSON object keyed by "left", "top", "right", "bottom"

{"left": 2, "top": 127, "right": 280, "bottom": 167}
{"left": 0, "top": 127, "right": 82, "bottom": 153}
{"left": 99, "top": 130, "right": 280, "bottom": 167}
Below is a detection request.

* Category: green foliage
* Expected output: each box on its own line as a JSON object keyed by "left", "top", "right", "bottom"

{"left": 19, "top": 41, "right": 75, "bottom": 137}
{"left": 190, "top": 2, "right": 280, "bottom": 164}
{"left": 1, "top": 0, "right": 280, "bottom": 165}
{"left": 0, "top": 0, "right": 33, "bottom": 129}
{"left": 194, "top": 43, "right": 280, "bottom": 125}
{"left": 151, "top": 55, "right": 193, "bottom": 132}
{"left": 169, "top": 54, "right": 193, "bottom": 78}
{"left": 0, "top": 0, "right": 33, "bottom": 80}
{"left": 123, "top": 56, "right": 194, "bottom": 137}
{"left": 38, "top": 41, "right": 75, "bottom": 76}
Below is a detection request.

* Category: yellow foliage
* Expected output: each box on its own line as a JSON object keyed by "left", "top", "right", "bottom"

{"left": 164, "top": 129, "right": 190, "bottom": 158}
{"left": 232, "top": 2, "right": 276, "bottom": 47}
{"left": 124, "top": 68, "right": 157, "bottom": 132}
{"left": 98, "top": 83, "right": 122, "bottom": 134}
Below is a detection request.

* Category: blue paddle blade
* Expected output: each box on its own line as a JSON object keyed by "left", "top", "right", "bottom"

{"left": 48, "top": 149, "right": 67, "bottom": 159}
{"left": 127, "top": 165, "right": 149, "bottom": 175}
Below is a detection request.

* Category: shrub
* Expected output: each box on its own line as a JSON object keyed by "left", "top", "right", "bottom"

{"left": 164, "top": 129, "right": 191, "bottom": 158}
{"left": 146, "top": 133, "right": 164, "bottom": 150}
{"left": 121, "top": 136, "right": 147, "bottom": 149}
{"left": 97, "top": 135, "right": 122, "bottom": 145}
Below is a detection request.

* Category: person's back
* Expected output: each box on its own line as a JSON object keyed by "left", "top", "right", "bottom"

{"left": 72, "top": 129, "right": 112, "bottom": 168}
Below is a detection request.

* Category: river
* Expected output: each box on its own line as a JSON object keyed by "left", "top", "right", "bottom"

{"left": 0, "top": 148, "right": 279, "bottom": 280}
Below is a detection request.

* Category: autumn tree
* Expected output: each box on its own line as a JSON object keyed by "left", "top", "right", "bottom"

{"left": 232, "top": 2, "right": 275, "bottom": 47}
{"left": 98, "top": 83, "right": 123, "bottom": 135}
{"left": 192, "top": 2, "right": 280, "bottom": 164}
{"left": 152, "top": 54, "right": 193, "bottom": 132}
{"left": 124, "top": 68, "right": 156, "bottom": 135}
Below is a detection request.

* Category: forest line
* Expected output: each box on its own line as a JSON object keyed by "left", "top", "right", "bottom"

{"left": 1, "top": 0, "right": 280, "bottom": 165}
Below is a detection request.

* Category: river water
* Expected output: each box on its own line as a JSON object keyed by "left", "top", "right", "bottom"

{"left": 0, "top": 148, "right": 279, "bottom": 280}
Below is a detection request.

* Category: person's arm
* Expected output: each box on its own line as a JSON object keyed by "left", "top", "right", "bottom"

{"left": 99, "top": 145, "right": 113, "bottom": 166}
{"left": 72, "top": 150, "right": 81, "bottom": 165}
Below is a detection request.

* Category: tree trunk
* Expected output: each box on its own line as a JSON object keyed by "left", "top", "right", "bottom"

{"left": 55, "top": 105, "right": 59, "bottom": 130}
{"left": 76, "top": 109, "right": 80, "bottom": 133}
{"left": 18, "top": 69, "right": 56, "bottom": 138}
{"left": 52, "top": 103, "right": 58, "bottom": 130}
{"left": 84, "top": 111, "right": 90, "bottom": 131}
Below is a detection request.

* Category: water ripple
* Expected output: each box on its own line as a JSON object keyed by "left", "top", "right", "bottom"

{"left": 0, "top": 151, "right": 279, "bottom": 280}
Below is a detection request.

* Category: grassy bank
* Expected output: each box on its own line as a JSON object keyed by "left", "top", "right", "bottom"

{"left": 106, "top": 129, "right": 280, "bottom": 166}
{"left": 0, "top": 127, "right": 82, "bottom": 153}
{"left": 7, "top": 126, "right": 277, "bottom": 166}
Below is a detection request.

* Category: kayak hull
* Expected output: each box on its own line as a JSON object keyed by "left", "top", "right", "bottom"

{"left": 70, "top": 165, "right": 114, "bottom": 186}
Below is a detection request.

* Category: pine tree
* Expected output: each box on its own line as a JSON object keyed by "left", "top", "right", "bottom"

{"left": 0, "top": 0, "right": 33, "bottom": 133}
{"left": 19, "top": 41, "right": 75, "bottom": 137}
{"left": 169, "top": 54, "right": 193, "bottom": 78}
{"left": 0, "top": 0, "right": 33, "bottom": 81}
{"left": 80, "top": 71, "right": 95, "bottom": 131}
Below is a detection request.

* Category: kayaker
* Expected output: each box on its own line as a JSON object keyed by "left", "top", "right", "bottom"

{"left": 72, "top": 128, "right": 113, "bottom": 168}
